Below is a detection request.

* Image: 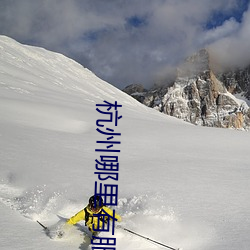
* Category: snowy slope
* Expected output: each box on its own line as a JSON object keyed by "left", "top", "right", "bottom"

{"left": 0, "top": 36, "right": 250, "bottom": 250}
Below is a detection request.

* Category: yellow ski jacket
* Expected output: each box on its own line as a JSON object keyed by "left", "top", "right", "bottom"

{"left": 67, "top": 205, "right": 122, "bottom": 232}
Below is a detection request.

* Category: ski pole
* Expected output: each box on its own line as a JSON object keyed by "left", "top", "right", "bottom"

{"left": 37, "top": 220, "right": 48, "bottom": 230}
{"left": 121, "top": 227, "right": 181, "bottom": 250}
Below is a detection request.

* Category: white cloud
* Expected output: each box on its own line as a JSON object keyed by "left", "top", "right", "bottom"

{"left": 0, "top": 0, "right": 249, "bottom": 88}
{"left": 200, "top": 18, "right": 240, "bottom": 45}
{"left": 209, "top": 5, "right": 250, "bottom": 68}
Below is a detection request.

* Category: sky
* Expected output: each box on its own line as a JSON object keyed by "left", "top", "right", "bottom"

{"left": 0, "top": 0, "right": 249, "bottom": 89}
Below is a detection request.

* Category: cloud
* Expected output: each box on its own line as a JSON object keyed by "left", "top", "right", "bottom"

{"left": 200, "top": 18, "right": 240, "bottom": 45}
{"left": 0, "top": 0, "right": 249, "bottom": 88}
{"left": 209, "top": 4, "right": 250, "bottom": 69}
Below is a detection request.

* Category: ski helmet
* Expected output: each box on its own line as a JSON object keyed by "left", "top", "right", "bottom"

{"left": 89, "top": 195, "right": 103, "bottom": 211}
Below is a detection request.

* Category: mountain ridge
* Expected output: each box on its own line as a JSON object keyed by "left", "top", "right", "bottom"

{"left": 123, "top": 48, "right": 250, "bottom": 130}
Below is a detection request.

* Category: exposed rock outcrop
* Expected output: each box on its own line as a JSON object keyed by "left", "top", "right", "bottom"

{"left": 123, "top": 49, "right": 250, "bottom": 130}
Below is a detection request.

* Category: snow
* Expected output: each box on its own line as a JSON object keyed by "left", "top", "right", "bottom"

{"left": 234, "top": 93, "right": 250, "bottom": 107}
{"left": 0, "top": 35, "right": 250, "bottom": 250}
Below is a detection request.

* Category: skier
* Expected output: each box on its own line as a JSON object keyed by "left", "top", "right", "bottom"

{"left": 66, "top": 195, "right": 122, "bottom": 237}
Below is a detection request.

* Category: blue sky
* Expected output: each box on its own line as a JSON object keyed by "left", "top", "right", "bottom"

{"left": 0, "top": 0, "right": 249, "bottom": 89}
{"left": 206, "top": 0, "right": 249, "bottom": 29}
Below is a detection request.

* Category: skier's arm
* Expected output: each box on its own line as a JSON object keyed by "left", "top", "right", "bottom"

{"left": 103, "top": 207, "right": 122, "bottom": 222}
{"left": 67, "top": 209, "right": 85, "bottom": 225}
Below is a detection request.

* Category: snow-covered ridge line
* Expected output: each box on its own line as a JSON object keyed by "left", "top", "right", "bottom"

{"left": 0, "top": 35, "right": 145, "bottom": 109}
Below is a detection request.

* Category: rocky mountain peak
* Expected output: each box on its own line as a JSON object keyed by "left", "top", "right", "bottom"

{"left": 177, "top": 48, "right": 210, "bottom": 78}
{"left": 123, "top": 49, "right": 250, "bottom": 130}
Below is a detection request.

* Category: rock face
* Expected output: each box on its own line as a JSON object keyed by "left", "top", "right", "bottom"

{"left": 123, "top": 49, "right": 250, "bottom": 130}
{"left": 218, "top": 66, "right": 250, "bottom": 100}
{"left": 123, "top": 84, "right": 147, "bottom": 103}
